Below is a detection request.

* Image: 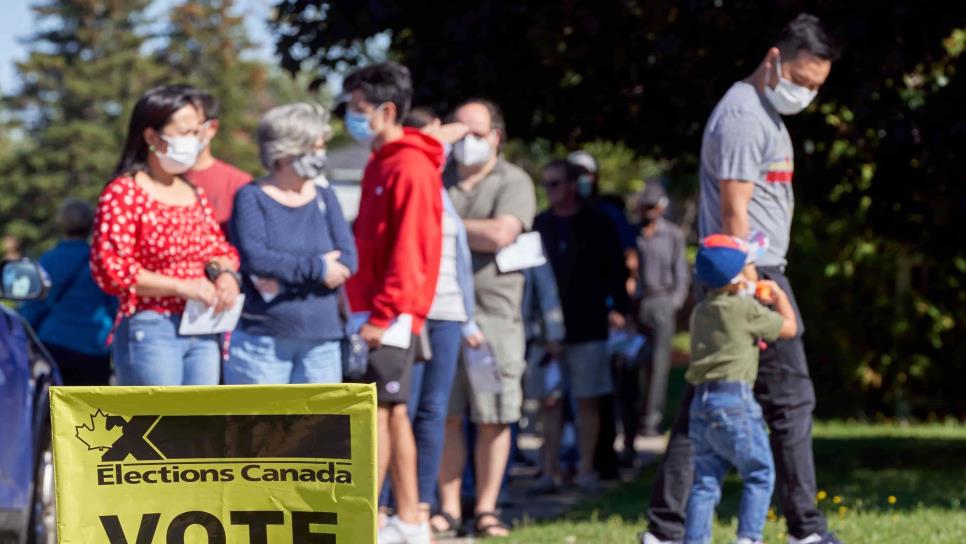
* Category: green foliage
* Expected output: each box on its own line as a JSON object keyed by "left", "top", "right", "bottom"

{"left": 504, "top": 138, "right": 670, "bottom": 211}
{"left": 157, "top": 0, "right": 268, "bottom": 176}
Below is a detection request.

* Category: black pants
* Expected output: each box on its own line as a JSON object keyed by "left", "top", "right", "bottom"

{"left": 646, "top": 268, "right": 826, "bottom": 540}
{"left": 45, "top": 343, "right": 111, "bottom": 385}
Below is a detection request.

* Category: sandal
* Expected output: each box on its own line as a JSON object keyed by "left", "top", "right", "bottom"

{"left": 430, "top": 511, "right": 461, "bottom": 538}
{"left": 474, "top": 511, "right": 510, "bottom": 538}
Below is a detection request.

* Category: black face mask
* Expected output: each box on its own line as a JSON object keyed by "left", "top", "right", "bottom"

{"left": 641, "top": 216, "right": 656, "bottom": 227}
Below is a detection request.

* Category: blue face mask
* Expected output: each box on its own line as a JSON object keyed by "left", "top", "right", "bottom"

{"left": 344, "top": 108, "right": 376, "bottom": 145}
{"left": 577, "top": 175, "right": 594, "bottom": 198}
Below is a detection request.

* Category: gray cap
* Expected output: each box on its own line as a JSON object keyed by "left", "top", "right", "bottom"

{"left": 640, "top": 182, "right": 668, "bottom": 207}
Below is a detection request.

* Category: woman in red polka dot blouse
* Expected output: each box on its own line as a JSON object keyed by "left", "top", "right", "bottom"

{"left": 90, "top": 85, "right": 240, "bottom": 385}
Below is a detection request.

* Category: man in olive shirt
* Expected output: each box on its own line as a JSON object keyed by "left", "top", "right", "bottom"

{"left": 437, "top": 99, "right": 536, "bottom": 537}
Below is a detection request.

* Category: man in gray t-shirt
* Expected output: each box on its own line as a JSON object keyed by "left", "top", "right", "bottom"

{"left": 643, "top": 13, "right": 842, "bottom": 544}
{"left": 698, "top": 82, "right": 795, "bottom": 268}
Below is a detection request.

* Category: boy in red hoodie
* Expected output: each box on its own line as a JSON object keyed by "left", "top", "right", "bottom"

{"left": 343, "top": 62, "right": 443, "bottom": 544}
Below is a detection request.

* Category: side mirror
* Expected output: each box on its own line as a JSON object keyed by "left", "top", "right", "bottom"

{"left": 1, "top": 259, "right": 50, "bottom": 301}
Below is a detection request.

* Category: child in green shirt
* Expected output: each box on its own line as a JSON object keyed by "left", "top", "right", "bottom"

{"left": 684, "top": 234, "right": 797, "bottom": 544}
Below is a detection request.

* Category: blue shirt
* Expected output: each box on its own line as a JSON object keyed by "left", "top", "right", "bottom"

{"left": 229, "top": 182, "right": 358, "bottom": 341}
{"left": 19, "top": 240, "right": 117, "bottom": 356}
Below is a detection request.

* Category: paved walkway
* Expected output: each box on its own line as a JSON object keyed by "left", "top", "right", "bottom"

{"left": 437, "top": 433, "right": 668, "bottom": 543}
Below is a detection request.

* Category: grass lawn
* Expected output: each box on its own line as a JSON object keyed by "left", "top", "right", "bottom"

{"left": 505, "top": 421, "right": 966, "bottom": 543}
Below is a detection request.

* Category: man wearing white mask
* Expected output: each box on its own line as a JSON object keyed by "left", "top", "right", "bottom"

{"left": 642, "top": 13, "right": 842, "bottom": 544}
{"left": 435, "top": 99, "right": 536, "bottom": 538}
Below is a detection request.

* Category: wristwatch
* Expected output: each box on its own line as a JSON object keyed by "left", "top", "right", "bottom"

{"left": 205, "top": 262, "right": 242, "bottom": 288}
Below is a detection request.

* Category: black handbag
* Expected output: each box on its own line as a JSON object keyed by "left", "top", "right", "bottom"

{"left": 338, "top": 289, "right": 368, "bottom": 380}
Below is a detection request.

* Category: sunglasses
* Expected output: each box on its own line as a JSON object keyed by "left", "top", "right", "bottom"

{"left": 541, "top": 179, "right": 566, "bottom": 189}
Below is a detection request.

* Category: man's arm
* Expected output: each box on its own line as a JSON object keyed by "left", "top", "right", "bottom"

{"left": 464, "top": 215, "right": 523, "bottom": 252}
{"left": 720, "top": 179, "right": 754, "bottom": 238}
{"left": 720, "top": 179, "right": 757, "bottom": 280}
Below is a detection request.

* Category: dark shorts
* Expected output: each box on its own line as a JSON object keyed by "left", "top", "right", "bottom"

{"left": 365, "top": 336, "right": 417, "bottom": 404}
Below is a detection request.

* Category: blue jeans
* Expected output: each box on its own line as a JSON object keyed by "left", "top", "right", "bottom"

{"left": 225, "top": 329, "right": 342, "bottom": 384}
{"left": 112, "top": 311, "right": 221, "bottom": 386}
{"left": 685, "top": 382, "right": 775, "bottom": 544}
{"left": 409, "top": 320, "right": 463, "bottom": 505}
{"left": 379, "top": 319, "right": 462, "bottom": 508}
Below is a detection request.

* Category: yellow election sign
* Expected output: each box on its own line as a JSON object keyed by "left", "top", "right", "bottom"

{"left": 50, "top": 384, "right": 377, "bottom": 543}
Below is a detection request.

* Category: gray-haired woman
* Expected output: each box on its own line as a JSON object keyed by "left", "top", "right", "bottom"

{"left": 226, "top": 103, "right": 357, "bottom": 385}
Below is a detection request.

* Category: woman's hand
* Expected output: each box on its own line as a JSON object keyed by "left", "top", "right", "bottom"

{"left": 213, "top": 274, "right": 240, "bottom": 313}
{"left": 177, "top": 278, "right": 217, "bottom": 307}
{"left": 323, "top": 250, "right": 351, "bottom": 289}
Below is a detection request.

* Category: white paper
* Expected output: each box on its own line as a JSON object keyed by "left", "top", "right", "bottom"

{"left": 380, "top": 313, "right": 413, "bottom": 349}
{"left": 179, "top": 295, "right": 245, "bottom": 336}
{"left": 495, "top": 231, "right": 547, "bottom": 273}
{"left": 464, "top": 342, "right": 503, "bottom": 395}
{"left": 349, "top": 312, "right": 412, "bottom": 349}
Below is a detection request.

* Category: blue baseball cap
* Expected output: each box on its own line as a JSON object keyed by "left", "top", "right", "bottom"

{"left": 696, "top": 234, "right": 748, "bottom": 289}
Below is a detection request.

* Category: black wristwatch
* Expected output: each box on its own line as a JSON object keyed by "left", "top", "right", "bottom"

{"left": 205, "top": 262, "right": 242, "bottom": 288}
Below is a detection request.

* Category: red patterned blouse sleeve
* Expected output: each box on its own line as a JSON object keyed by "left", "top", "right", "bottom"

{"left": 90, "top": 178, "right": 141, "bottom": 297}
{"left": 197, "top": 188, "right": 239, "bottom": 269}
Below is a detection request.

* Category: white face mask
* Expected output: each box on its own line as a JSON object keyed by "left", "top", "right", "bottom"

{"left": 154, "top": 134, "right": 201, "bottom": 174}
{"left": 453, "top": 134, "right": 492, "bottom": 167}
{"left": 764, "top": 57, "right": 818, "bottom": 115}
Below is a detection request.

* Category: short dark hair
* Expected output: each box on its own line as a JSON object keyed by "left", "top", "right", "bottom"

{"left": 114, "top": 84, "right": 201, "bottom": 177}
{"left": 776, "top": 13, "right": 841, "bottom": 62}
{"left": 543, "top": 158, "right": 587, "bottom": 184}
{"left": 56, "top": 198, "right": 95, "bottom": 238}
{"left": 342, "top": 62, "right": 412, "bottom": 122}
{"left": 402, "top": 107, "right": 438, "bottom": 129}
{"left": 195, "top": 91, "right": 219, "bottom": 121}
{"left": 449, "top": 98, "right": 506, "bottom": 141}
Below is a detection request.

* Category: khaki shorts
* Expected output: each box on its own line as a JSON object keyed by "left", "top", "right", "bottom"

{"left": 448, "top": 312, "right": 526, "bottom": 424}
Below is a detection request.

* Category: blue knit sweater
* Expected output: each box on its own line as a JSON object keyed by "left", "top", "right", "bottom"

{"left": 229, "top": 182, "right": 357, "bottom": 340}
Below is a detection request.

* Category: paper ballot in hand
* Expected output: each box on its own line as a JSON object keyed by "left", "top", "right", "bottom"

{"left": 348, "top": 312, "right": 413, "bottom": 350}
{"left": 463, "top": 342, "right": 503, "bottom": 395}
{"left": 179, "top": 295, "right": 245, "bottom": 336}
{"left": 495, "top": 231, "right": 546, "bottom": 273}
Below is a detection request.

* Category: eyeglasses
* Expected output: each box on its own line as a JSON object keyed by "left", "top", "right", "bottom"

{"left": 541, "top": 179, "right": 565, "bottom": 189}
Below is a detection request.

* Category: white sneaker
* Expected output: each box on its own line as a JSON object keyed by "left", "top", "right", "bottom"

{"left": 788, "top": 535, "right": 824, "bottom": 544}
{"left": 377, "top": 515, "right": 430, "bottom": 544}
{"left": 640, "top": 531, "right": 683, "bottom": 544}
{"left": 735, "top": 538, "right": 764, "bottom": 544}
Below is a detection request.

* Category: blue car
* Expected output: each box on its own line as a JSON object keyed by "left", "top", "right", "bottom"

{"left": 0, "top": 259, "right": 58, "bottom": 544}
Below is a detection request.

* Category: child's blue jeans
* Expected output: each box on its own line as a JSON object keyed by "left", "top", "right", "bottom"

{"left": 685, "top": 381, "right": 775, "bottom": 544}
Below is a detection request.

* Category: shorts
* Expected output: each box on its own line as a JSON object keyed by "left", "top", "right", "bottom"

{"left": 561, "top": 340, "right": 613, "bottom": 399}
{"left": 448, "top": 312, "right": 526, "bottom": 424}
{"left": 365, "top": 335, "right": 417, "bottom": 404}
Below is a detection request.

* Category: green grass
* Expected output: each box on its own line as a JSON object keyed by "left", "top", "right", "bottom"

{"left": 504, "top": 422, "right": 966, "bottom": 543}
